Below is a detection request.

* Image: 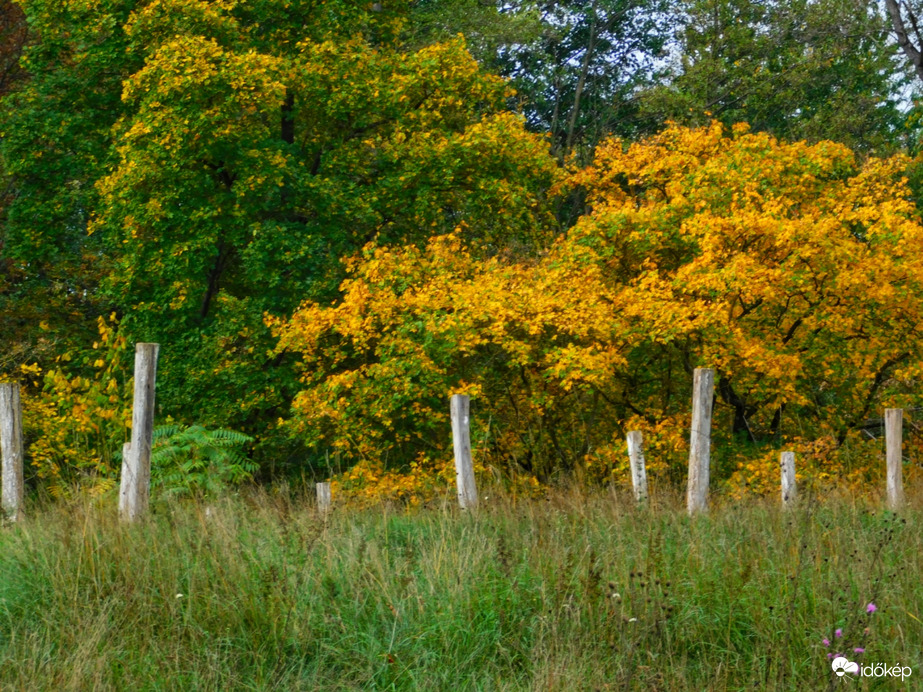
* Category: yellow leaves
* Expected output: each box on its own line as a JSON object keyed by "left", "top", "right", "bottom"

{"left": 274, "top": 121, "right": 923, "bottom": 491}
{"left": 20, "top": 363, "right": 42, "bottom": 377}
{"left": 329, "top": 453, "right": 492, "bottom": 509}
{"left": 544, "top": 344, "right": 626, "bottom": 391}
{"left": 731, "top": 122, "right": 750, "bottom": 136}
{"left": 22, "top": 316, "right": 131, "bottom": 495}
{"left": 448, "top": 381, "right": 483, "bottom": 398}
{"left": 276, "top": 228, "right": 633, "bottom": 477}
{"left": 726, "top": 433, "right": 886, "bottom": 500}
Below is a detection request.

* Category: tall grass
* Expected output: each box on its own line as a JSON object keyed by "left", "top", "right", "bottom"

{"left": 0, "top": 487, "right": 919, "bottom": 690}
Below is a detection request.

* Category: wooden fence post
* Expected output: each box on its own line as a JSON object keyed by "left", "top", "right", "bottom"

{"left": 450, "top": 394, "right": 478, "bottom": 510}
{"left": 119, "top": 343, "right": 159, "bottom": 521}
{"left": 626, "top": 430, "right": 648, "bottom": 503}
{"left": 316, "top": 482, "right": 332, "bottom": 514}
{"left": 0, "top": 384, "right": 24, "bottom": 521}
{"left": 119, "top": 441, "right": 134, "bottom": 518}
{"left": 780, "top": 451, "right": 796, "bottom": 508}
{"left": 885, "top": 408, "right": 905, "bottom": 510}
{"left": 687, "top": 368, "right": 714, "bottom": 515}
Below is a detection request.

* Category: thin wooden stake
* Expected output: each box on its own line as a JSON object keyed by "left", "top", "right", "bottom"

{"left": 119, "top": 343, "right": 159, "bottom": 521}
{"left": 450, "top": 394, "right": 478, "bottom": 509}
{"left": 885, "top": 408, "right": 905, "bottom": 510}
{"left": 0, "top": 384, "right": 24, "bottom": 521}
{"left": 687, "top": 367, "right": 714, "bottom": 515}
{"left": 316, "top": 482, "right": 331, "bottom": 514}
{"left": 780, "top": 451, "right": 796, "bottom": 507}
{"left": 626, "top": 430, "right": 648, "bottom": 503}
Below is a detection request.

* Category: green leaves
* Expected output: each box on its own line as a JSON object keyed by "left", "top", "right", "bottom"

{"left": 71, "top": 0, "right": 560, "bottom": 471}
{"left": 639, "top": 0, "right": 907, "bottom": 154}
{"left": 148, "top": 423, "right": 256, "bottom": 497}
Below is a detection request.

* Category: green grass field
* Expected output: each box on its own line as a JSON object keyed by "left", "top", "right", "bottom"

{"left": 0, "top": 487, "right": 919, "bottom": 690}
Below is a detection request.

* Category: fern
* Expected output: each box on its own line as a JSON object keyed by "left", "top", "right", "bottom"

{"left": 116, "top": 424, "right": 257, "bottom": 498}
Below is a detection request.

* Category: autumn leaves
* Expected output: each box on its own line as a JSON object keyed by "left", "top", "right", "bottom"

{"left": 5, "top": 0, "right": 923, "bottom": 496}
{"left": 278, "top": 122, "right": 923, "bottom": 492}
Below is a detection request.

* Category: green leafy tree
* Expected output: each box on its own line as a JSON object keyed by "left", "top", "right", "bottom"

{"left": 0, "top": 0, "right": 30, "bottom": 373}
{"left": 499, "top": 0, "right": 672, "bottom": 157}
{"left": 2, "top": 0, "right": 562, "bottom": 474}
{"left": 405, "top": 0, "right": 544, "bottom": 67}
{"left": 407, "top": 1, "right": 673, "bottom": 157}
{"left": 641, "top": 0, "right": 908, "bottom": 153}
{"left": 0, "top": 0, "right": 143, "bottom": 376}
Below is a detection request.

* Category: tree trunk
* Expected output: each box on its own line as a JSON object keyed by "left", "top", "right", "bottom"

{"left": 885, "top": 0, "right": 923, "bottom": 82}
{"left": 564, "top": 0, "right": 598, "bottom": 155}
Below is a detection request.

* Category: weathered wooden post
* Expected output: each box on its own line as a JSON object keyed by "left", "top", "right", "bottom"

{"left": 450, "top": 394, "right": 478, "bottom": 509}
{"left": 780, "top": 451, "right": 796, "bottom": 508}
{"left": 0, "top": 383, "right": 24, "bottom": 521}
{"left": 626, "top": 430, "right": 648, "bottom": 503}
{"left": 119, "top": 441, "right": 134, "bottom": 517}
{"left": 316, "top": 482, "right": 332, "bottom": 514}
{"left": 687, "top": 368, "right": 714, "bottom": 515}
{"left": 119, "top": 343, "right": 159, "bottom": 521}
{"left": 885, "top": 408, "right": 905, "bottom": 510}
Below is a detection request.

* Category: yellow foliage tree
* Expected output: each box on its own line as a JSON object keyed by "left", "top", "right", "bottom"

{"left": 574, "top": 122, "right": 923, "bottom": 491}
{"left": 276, "top": 122, "right": 923, "bottom": 495}
{"left": 271, "top": 230, "right": 630, "bottom": 486}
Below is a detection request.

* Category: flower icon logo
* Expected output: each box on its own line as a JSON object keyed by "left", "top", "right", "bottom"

{"left": 832, "top": 656, "right": 859, "bottom": 677}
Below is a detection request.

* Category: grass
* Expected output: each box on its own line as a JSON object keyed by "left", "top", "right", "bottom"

{"left": 0, "top": 486, "right": 920, "bottom": 690}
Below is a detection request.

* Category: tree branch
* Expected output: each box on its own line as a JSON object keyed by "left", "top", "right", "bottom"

{"left": 885, "top": 0, "right": 923, "bottom": 82}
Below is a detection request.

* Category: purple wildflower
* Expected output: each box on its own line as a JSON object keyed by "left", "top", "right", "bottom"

{"left": 854, "top": 648, "right": 865, "bottom": 654}
{"left": 822, "top": 638, "right": 830, "bottom": 646}
{"left": 835, "top": 628, "right": 843, "bottom": 638}
{"left": 866, "top": 603, "right": 877, "bottom": 614}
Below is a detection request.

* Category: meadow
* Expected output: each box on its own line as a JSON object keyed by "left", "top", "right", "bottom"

{"left": 0, "top": 486, "right": 919, "bottom": 691}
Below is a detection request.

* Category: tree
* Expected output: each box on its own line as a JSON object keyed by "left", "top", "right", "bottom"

{"left": 0, "top": 0, "right": 562, "bottom": 475}
{"left": 0, "top": 1, "right": 29, "bottom": 372}
{"left": 276, "top": 123, "right": 923, "bottom": 485}
{"left": 0, "top": 0, "right": 136, "bottom": 375}
{"left": 405, "top": 0, "right": 544, "bottom": 67}
{"left": 886, "top": 0, "right": 923, "bottom": 83}
{"left": 642, "top": 0, "right": 908, "bottom": 153}
{"left": 406, "top": 1, "right": 672, "bottom": 157}
{"left": 89, "top": 0, "right": 559, "bottom": 467}
{"left": 273, "top": 231, "right": 632, "bottom": 480}
{"left": 0, "top": 0, "right": 26, "bottom": 97}
{"left": 573, "top": 122, "right": 923, "bottom": 445}
{"left": 496, "top": 0, "right": 672, "bottom": 158}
